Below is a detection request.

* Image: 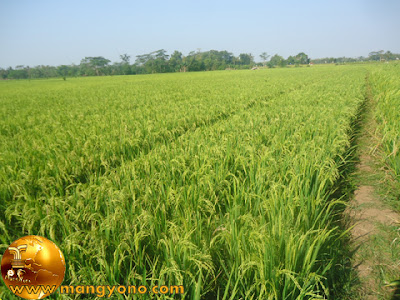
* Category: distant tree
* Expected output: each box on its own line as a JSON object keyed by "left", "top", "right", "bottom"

{"left": 8, "top": 68, "right": 28, "bottom": 79}
{"left": 184, "top": 52, "right": 204, "bottom": 71}
{"left": 368, "top": 50, "right": 384, "bottom": 61}
{"left": 287, "top": 56, "right": 296, "bottom": 65}
{"left": 118, "top": 54, "right": 131, "bottom": 75}
{"left": 154, "top": 49, "right": 168, "bottom": 60}
{"left": 134, "top": 50, "right": 169, "bottom": 73}
{"left": 153, "top": 49, "right": 169, "bottom": 73}
{"left": 0, "top": 68, "right": 9, "bottom": 79}
{"left": 67, "top": 64, "right": 80, "bottom": 77}
{"left": 238, "top": 53, "right": 254, "bottom": 66}
{"left": 7, "top": 48, "right": 400, "bottom": 79}
{"left": 260, "top": 52, "right": 270, "bottom": 66}
{"left": 8, "top": 65, "right": 32, "bottom": 79}
{"left": 295, "top": 52, "right": 310, "bottom": 64}
{"left": 120, "top": 54, "right": 130, "bottom": 64}
{"left": 268, "top": 54, "right": 286, "bottom": 68}
{"left": 80, "top": 56, "right": 111, "bottom": 75}
{"left": 383, "top": 51, "right": 395, "bottom": 61}
{"left": 57, "top": 65, "right": 69, "bottom": 80}
{"left": 135, "top": 53, "right": 151, "bottom": 66}
{"left": 220, "top": 50, "right": 234, "bottom": 68}
{"left": 169, "top": 50, "right": 183, "bottom": 72}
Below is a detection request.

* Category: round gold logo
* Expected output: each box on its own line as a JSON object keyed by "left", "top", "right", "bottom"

{"left": 1, "top": 235, "right": 65, "bottom": 299}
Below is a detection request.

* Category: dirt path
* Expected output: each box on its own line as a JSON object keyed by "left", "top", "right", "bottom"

{"left": 345, "top": 79, "right": 400, "bottom": 299}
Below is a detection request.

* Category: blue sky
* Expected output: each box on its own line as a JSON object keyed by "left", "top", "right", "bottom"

{"left": 0, "top": 0, "right": 399, "bottom": 68}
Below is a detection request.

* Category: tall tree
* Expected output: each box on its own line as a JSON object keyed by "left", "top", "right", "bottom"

{"left": 153, "top": 49, "right": 169, "bottom": 73}
{"left": 268, "top": 54, "right": 285, "bottom": 68}
{"left": 238, "top": 53, "right": 254, "bottom": 65}
{"left": 119, "top": 54, "right": 131, "bottom": 75}
{"left": 120, "top": 54, "right": 130, "bottom": 64}
{"left": 260, "top": 52, "right": 270, "bottom": 66}
{"left": 368, "top": 50, "right": 384, "bottom": 61}
{"left": 169, "top": 51, "right": 183, "bottom": 72}
{"left": 57, "top": 65, "right": 69, "bottom": 80}
{"left": 80, "top": 57, "right": 111, "bottom": 75}
{"left": 184, "top": 52, "right": 204, "bottom": 72}
{"left": 295, "top": 52, "right": 310, "bottom": 64}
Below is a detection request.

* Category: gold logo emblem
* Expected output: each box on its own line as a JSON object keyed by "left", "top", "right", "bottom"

{"left": 1, "top": 235, "right": 66, "bottom": 299}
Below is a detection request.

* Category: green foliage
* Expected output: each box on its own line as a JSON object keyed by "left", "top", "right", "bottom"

{"left": 0, "top": 66, "right": 368, "bottom": 299}
{"left": 57, "top": 65, "right": 69, "bottom": 80}
{"left": 3, "top": 50, "right": 400, "bottom": 81}
{"left": 238, "top": 53, "right": 254, "bottom": 65}
{"left": 287, "top": 53, "right": 310, "bottom": 66}
{"left": 80, "top": 56, "right": 111, "bottom": 76}
{"left": 268, "top": 54, "right": 286, "bottom": 68}
{"left": 260, "top": 52, "right": 270, "bottom": 66}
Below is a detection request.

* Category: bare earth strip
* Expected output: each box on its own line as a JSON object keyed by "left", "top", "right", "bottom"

{"left": 345, "top": 80, "right": 400, "bottom": 299}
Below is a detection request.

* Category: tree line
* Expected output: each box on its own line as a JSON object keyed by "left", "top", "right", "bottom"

{"left": 1, "top": 49, "right": 398, "bottom": 80}
{"left": 0, "top": 50, "right": 256, "bottom": 79}
{"left": 311, "top": 50, "right": 400, "bottom": 64}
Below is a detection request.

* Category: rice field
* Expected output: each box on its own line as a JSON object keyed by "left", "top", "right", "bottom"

{"left": 0, "top": 65, "right": 380, "bottom": 299}
{"left": 370, "top": 64, "right": 400, "bottom": 184}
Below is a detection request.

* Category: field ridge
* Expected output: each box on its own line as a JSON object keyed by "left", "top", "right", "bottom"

{"left": 346, "top": 73, "right": 400, "bottom": 299}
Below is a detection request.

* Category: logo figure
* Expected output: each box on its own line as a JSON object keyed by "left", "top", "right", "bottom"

{"left": 1, "top": 235, "right": 66, "bottom": 299}
{"left": 8, "top": 245, "right": 28, "bottom": 269}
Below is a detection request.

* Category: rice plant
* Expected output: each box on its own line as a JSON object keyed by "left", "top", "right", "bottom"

{"left": 0, "top": 66, "right": 368, "bottom": 299}
{"left": 369, "top": 63, "right": 400, "bottom": 181}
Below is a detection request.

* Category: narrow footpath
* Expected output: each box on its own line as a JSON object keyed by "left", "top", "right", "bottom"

{"left": 345, "top": 78, "right": 400, "bottom": 299}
